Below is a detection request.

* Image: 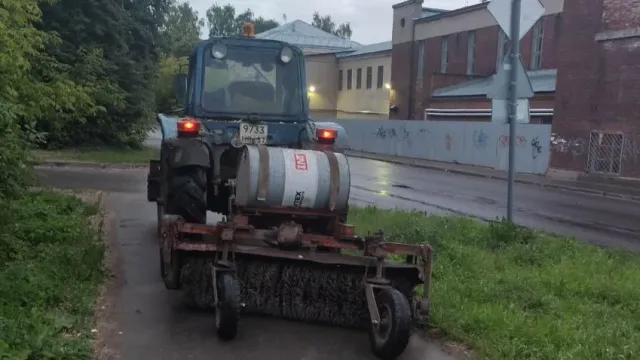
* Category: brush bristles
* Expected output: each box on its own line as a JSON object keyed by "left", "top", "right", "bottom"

{"left": 180, "top": 256, "right": 414, "bottom": 329}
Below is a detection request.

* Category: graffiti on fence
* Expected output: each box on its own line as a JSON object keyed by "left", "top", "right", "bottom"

{"left": 550, "top": 133, "right": 585, "bottom": 157}
{"left": 374, "top": 126, "right": 397, "bottom": 139}
{"left": 445, "top": 133, "right": 452, "bottom": 151}
{"left": 472, "top": 129, "right": 489, "bottom": 149}
{"left": 498, "top": 135, "right": 527, "bottom": 148}
{"left": 531, "top": 136, "right": 542, "bottom": 159}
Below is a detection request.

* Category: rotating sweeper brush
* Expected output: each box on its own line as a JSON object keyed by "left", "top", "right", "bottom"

{"left": 157, "top": 145, "right": 433, "bottom": 360}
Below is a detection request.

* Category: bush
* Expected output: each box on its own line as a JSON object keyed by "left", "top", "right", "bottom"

{"left": 0, "top": 191, "right": 104, "bottom": 360}
{"left": 349, "top": 206, "right": 640, "bottom": 360}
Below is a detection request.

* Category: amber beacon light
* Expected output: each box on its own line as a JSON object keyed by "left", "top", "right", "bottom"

{"left": 242, "top": 22, "right": 255, "bottom": 37}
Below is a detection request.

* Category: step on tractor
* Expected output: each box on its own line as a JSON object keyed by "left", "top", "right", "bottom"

{"left": 146, "top": 23, "right": 433, "bottom": 360}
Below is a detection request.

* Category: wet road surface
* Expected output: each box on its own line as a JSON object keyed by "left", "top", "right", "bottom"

{"left": 33, "top": 154, "right": 640, "bottom": 360}
{"left": 36, "top": 166, "right": 462, "bottom": 360}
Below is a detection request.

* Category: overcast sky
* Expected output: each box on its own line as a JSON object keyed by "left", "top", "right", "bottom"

{"left": 187, "top": 0, "right": 482, "bottom": 44}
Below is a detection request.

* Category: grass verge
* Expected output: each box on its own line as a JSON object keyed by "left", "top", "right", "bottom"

{"left": 349, "top": 206, "right": 640, "bottom": 360}
{"left": 32, "top": 146, "right": 158, "bottom": 164}
{"left": 0, "top": 190, "right": 104, "bottom": 359}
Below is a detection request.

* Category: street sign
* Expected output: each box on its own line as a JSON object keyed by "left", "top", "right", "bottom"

{"left": 491, "top": 99, "right": 530, "bottom": 124}
{"left": 487, "top": 0, "right": 545, "bottom": 40}
{"left": 486, "top": 58, "right": 534, "bottom": 100}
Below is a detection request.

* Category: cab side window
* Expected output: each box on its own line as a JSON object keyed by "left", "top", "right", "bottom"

{"left": 186, "top": 54, "right": 196, "bottom": 109}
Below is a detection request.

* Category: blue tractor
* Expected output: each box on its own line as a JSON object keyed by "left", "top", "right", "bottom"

{"left": 146, "top": 24, "right": 431, "bottom": 360}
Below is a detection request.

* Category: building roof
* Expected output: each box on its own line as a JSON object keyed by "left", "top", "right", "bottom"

{"left": 431, "top": 69, "right": 557, "bottom": 97}
{"left": 336, "top": 41, "right": 392, "bottom": 59}
{"left": 414, "top": 2, "right": 488, "bottom": 23}
{"left": 420, "top": 7, "right": 448, "bottom": 18}
{"left": 256, "top": 20, "right": 361, "bottom": 50}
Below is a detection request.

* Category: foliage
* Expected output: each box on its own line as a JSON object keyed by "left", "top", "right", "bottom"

{"left": 156, "top": 55, "right": 188, "bottom": 114}
{"left": 160, "top": 1, "right": 205, "bottom": 57}
{"left": 0, "top": 0, "right": 92, "bottom": 198}
{"left": 0, "top": 190, "right": 103, "bottom": 359}
{"left": 206, "top": 3, "right": 280, "bottom": 38}
{"left": 32, "top": 0, "right": 172, "bottom": 149}
{"left": 349, "top": 207, "right": 640, "bottom": 360}
{"left": 236, "top": 8, "right": 280, "bottom": 34}
{"left": 311, "top": 12, "right": 353, "bottom": 39}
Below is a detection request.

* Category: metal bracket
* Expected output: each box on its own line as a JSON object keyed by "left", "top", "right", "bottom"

{"left": 256, "top": 145, "right": 269, "bottom": 201}
{"left": 324, "top": 151, "right": 340, "bottom": 211}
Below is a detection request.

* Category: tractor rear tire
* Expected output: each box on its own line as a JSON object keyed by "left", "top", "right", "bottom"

{"left": 166, "top": 166, "right": 207, "bottom": 224}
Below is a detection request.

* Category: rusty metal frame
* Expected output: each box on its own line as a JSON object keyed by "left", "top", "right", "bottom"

{"left": 159, "top": 211, "right": 433, "bottom": 323}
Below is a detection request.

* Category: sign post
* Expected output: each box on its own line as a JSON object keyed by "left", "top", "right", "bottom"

{"left": 487, "top": 0, "right": 544, "bottom": 221}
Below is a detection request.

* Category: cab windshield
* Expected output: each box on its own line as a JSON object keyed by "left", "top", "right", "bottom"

{"left": 201, "top": 45, "right": 304, "bottom": 117}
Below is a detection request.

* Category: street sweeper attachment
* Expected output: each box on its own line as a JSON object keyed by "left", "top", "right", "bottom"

{"left": 158, "top": 147, "right": 433, "bottom": 360}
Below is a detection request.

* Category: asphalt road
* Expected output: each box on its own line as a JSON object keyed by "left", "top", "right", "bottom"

{"left": 32, "top": 143, "right": 640, "bottom": 360}
{"left": 35, "top": 166, "right": 461, "bottom": 360}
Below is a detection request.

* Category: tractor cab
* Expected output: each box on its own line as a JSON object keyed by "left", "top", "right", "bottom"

{"left": 172, "top": 23, "right": 309, "bottom": 123}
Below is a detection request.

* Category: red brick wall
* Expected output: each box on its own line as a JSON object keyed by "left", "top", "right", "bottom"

{"left": 390, "top": 42, "right": 413, "bottom": 119}
{"left": 390, "top": 14, "right": 562, "bottom": 120}
{"left": 550, "top": 0, "right": 640, "bottom": 177}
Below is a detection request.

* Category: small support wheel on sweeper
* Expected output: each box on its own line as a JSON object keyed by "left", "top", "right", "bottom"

{"left": 368, "top": 287, "right": 413, "bottom": 360}
{"left": 214, "top": 271, "right": 240, "bottom": 341}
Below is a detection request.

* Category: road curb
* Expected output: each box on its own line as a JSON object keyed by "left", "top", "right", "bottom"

{"left": 31, "top": 160, "right": 148, "bottom": 170}
{"left": 345, "top": 151, "right": 640, "bottom": 203}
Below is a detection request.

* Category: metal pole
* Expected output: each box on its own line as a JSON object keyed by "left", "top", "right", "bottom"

{"left": 507, "top": 0, "right": 521, "bottom": 222}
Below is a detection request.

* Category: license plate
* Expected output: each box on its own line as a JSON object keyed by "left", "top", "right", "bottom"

{"left": 239, "top": 122, "right": 268, "bottom": 145}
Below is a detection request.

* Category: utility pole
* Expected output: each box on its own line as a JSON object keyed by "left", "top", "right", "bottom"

{"left": 506, "top": 0, "right": 521, "bottom": 221}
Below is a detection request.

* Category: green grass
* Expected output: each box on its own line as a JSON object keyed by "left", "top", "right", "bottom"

{"left": 33, "top": 146, "right": 158, "bottom": 164}
{"left": 348, "top": 206, "right": 640, "bottom": 360}
{"left": 0, "top": 190, "right": 104, "bottom": 360}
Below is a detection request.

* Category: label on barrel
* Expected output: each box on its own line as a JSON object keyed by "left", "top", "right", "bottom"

{"left": 293, "top": 153, "right": 308, "bottom": 171}
{"left": 293, "top": 191, "right": 305, "bottom": 207}
{"left": 281, "top": 149, "right": 318, "bottom": 208}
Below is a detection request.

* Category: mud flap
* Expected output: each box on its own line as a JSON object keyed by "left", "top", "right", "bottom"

{"left": 147, "top": 159, "right": 161, "bottom": 202}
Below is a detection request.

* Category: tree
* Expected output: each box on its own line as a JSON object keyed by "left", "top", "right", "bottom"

{"left": 0, "top": 0, "right": 99, "bottom": 197}
{"left": 235, "top": 9, "right": 280, "bottom": 34}
{"left": 35, "top": 0, "right": 171, "bottom": 148}
{"left": 311, "top": 12, "right": 353, "bottom": 39}
{"left": 161, "top": 1, "right": 205, "bottom": 57}
{"left": 206, "top": 3, "right": 237, "bottom": 37}
{"left": 206, "top": 3, "right": 280, "bottom": 38}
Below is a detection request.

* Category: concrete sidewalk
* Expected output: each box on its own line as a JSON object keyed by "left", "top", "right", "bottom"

{"left": 346, "top": 150, "right": 640, "bottom": 202}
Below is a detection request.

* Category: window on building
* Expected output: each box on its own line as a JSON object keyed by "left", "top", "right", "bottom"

{"left": 530, "top": 18, "right": 544, "bottom": 70}
{"left": 356, "top": 68, "right": 362, "bottom": 89}
{"left": 347, "top": 69, "right": 352, "bottom": 89}
{"left": 338, "top": 70, "right": 343, "bottom": 91}
{"left": 366, "top": 66, "right": 372, "bottom": 89}
{"left": 496, "top": 29, "right": 510, "bottom": 69}
{"left": 440, "top": 36, "right": 448, "bottom": 73}
{"left": 417, "top": 40, "right": 425, "bottom": 79}
{"left": 376, "top": 65, "right": 384, "bottom": 88}
{"left": 466, "top": 30, "right": 476, "bottom": 75}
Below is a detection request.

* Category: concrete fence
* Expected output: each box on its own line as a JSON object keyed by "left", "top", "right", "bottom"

{"left": 333, "top": 119, "right": 552, "bottom": 175}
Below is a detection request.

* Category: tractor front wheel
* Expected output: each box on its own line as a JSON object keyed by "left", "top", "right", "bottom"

{"left": 368, "top": 287, "right": 412, "bottom": 360}
{"left": 215, "top": 272, "right": 240, "bottom": 341}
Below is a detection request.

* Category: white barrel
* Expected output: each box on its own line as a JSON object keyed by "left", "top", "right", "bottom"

{"left": 235, "top": 145, "right": 351, "bottom": 211}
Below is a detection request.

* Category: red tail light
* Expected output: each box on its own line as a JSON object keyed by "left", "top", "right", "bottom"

{"left": 177, "top": 118, "right": 201, "bottom": 137}
{"left": 316, "top": 128, "right": 337, "bottom": 143}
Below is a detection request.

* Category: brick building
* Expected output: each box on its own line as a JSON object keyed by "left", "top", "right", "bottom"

{"left": 390, "top": 0, "right": 640, "bottom": 178}
{"left": 550, "top": 0, "right": 640, "bottom": 178}
{"left": 389, "top": 0, "right": 562, "bottom": 122}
